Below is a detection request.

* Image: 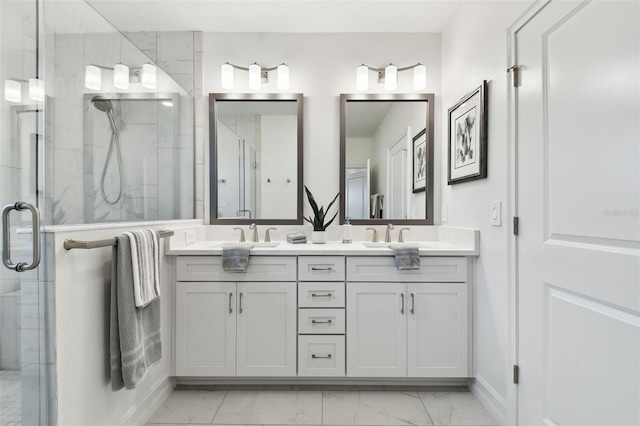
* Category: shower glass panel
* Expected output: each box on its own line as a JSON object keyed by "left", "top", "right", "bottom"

{"left": 43, "top": 0, "right": 194, "bottom": 225}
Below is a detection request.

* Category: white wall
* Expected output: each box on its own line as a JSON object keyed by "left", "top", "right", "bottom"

{"left": 440, "top": 2, "right": 532, "bottom": 423}
{"left": 52, "top": 224, "right": 182, "bottom": 425}
{"left": 202, "top": 32, "right": 441, "bottom": 222}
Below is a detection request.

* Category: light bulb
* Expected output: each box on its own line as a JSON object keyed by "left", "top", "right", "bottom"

{"left": 384, "top": 64, "right": 397, "bottom": 91}
{"left": 277, "top": 63, "right": 289, "bottom": 90}
{"left": 248, "top": 63, "right": 261, "bottom": 90}
{"left": 29, "top": 79, "right": 45, "bottom": 101}
{"left": 4, "top": 80, "right": 21, "bottom": 103}
{"left": 413, "top": 64, "right": 426, "bottom": 90}
{"left": 141, "top": 64, "right": 157, "bottom": 89}
{"left": 113, "top": 63, "right": 129, "bottom": 90}
{"left": 85, "top": 65, "right": 101, "bottom": 90}
{"left": 356, "top": 65, "right": 368, "bottom": 91}
{"left": 221, "top": 63, "right": 234, "bottom": 90}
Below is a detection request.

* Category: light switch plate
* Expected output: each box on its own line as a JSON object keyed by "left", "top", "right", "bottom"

{"left": 491, "top": 201, "right": 502, "bottom": 226}
{"left": 442, "top": 204, "right": 449, "bottom": 222}
{"left": 185, "top": 229, "right": 196, "bottom": 245}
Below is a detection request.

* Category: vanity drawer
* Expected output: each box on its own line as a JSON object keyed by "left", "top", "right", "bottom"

{"left": 177, "top": 256, "right": 297, "bottom": 282}
{"left": 298, "top": 309, "right": 345, "bottom": 334}
{"left": 298, "top": 282, "right": 345, "bottom": 308}
{"left": 298, "top": 256, "right": 345, "bottom": 281}
{"left": 298, "top": 335, "right": 345, "bottom": 377}
{"left": 346, "top": 256, "right": 467, "bottom": 282}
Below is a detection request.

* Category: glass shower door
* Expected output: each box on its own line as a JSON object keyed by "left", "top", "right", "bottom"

{"left": 0, "top": 0, "right": 48, "bottom": 424}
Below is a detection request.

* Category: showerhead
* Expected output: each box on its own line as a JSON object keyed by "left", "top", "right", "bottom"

{"left": 91, "top": 96, "right": 113, "bottom": 113}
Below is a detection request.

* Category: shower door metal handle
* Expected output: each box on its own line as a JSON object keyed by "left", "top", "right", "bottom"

{"left": 2, "top": 202, "right": 41, "bottom": 272}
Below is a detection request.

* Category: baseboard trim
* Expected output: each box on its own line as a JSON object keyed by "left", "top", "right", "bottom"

{"left": 468, "top": 376, "right": 507, "bottom": 426}
{"left": 177, "top": 377, "right": 469, "bottom": 387}
{"left": 118, "top": 376, "right": 176, "bottom": 426}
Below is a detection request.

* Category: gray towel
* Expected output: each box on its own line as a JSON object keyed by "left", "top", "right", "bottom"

{"left": 222, "top": 243, "right": 254, "bottom": 272}
{"left": 286, "top": 231, "right": 307, "bottom": 244}
{"left": 124, "top": 229, "right": 160, "bottom": 308}
{"left": 389, "top": 244, "right": 421, "bottom": 270}
{"left": 110, "top": 235, "right": 162, "bottom": 391}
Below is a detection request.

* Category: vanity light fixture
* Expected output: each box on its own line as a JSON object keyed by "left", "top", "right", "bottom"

{"left": 113, "top": 63, "right": 130, "bottom": 90}
{"left": 4, "top": 79, "right": 22, "bottom": 103}
{"left": 220, "top": 62, "right": 290, "bottom": 91}
{"left": 356, "top": 63, "right": 426, "bottom": 91}
{"left": 28, "top": 79, "right": 45, "bottom": 102}
{"left": 85, "top": 65, "right": 102, "bottom": 90}
{"left": 140, "top": 64, "right": 157, "bottom": 89}
{"left": 85, "top": 63, "right": 157, "bottom": 90}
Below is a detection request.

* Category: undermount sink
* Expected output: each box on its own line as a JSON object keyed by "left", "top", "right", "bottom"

{"left": 205, "top": 241, "right": 280, "bottom": 248}
{"left": 251, "top": 242, "right": 280, "bottom": 248}
{"left": 362, "top": 242, "right": 392, "bottom": 248}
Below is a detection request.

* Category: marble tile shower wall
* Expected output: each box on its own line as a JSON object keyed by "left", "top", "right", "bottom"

{"left": 50, "top": 32, "right": 196, "bottom": 225}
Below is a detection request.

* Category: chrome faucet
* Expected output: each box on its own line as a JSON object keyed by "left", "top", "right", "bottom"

{"left": 366, "top": 227, "right": 378, "bottom": 242}
{"left": 233, "top": 227, "right": 246, "bottom": 242}
{"left": 249, "top": 223, "right": 259, "bottom": 242}
{"left": 398, "top": 228, "right": 410, "bottom": 243}
{"left": 264, "top": 228, "right": 276, "bottom": 242}
{"left": 384, "top": 223, "right": 394, "bottom": 242}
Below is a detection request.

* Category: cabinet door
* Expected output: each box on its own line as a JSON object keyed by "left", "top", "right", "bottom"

{"left": 236, "top": 282, "right": 297, "bottom": 376}
{"left": 175, "top": 282, "right": 236, "bottom": 376}
{"left": 407, "top": 283, "right": 469, "bottom": 377}
{"left": 346, "top": 283, "right": 407, "bottom": 377}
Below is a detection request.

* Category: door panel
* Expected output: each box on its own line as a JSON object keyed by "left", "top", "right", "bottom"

{"left": 516, "top": 1, "right": 640, "bottom": 424}
{"left": 346, "top": 282, "right": 406, "bottom": 377}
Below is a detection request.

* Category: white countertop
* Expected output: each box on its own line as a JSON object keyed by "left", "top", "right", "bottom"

{"left": 165, "top": 240, "right": 479, "bottom": 256}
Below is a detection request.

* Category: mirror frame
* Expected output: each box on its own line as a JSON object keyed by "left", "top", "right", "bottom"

{"left": 339, "top": 93, "right": 435, "bottom": 225}
{"left": 209, "top": 93, "right": 304, "bottom": 224}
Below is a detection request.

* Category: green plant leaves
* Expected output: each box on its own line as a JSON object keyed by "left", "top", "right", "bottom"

{"left": 304, "top": 185, "right": 340, "bottom": 231}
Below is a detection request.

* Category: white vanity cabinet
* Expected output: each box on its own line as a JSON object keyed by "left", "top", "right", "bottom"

{"left": 175, "top": 256, "right": 297, "bottom": 377}
{"left": 346, "top": 257, "right": 470, "bottom": 378}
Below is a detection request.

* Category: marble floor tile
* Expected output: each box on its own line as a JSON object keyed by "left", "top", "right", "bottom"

{"left": 418, "top": 392, "right": 498, "bottom": 426}
{"left": 323, "top": 391, "right": 433, "bottom": 425}
{"left": 147, "top": 390, "right": 227, "bottom": 424}
{"left": 212, "top": 390, "right": 322, "bottom": 425}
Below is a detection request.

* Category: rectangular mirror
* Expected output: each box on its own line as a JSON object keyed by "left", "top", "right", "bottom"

{"left": 209, "top": 93, "right": 303, "bottom": 224}
{"left": 340, "top": 93, "right": 434, "bottom": 225}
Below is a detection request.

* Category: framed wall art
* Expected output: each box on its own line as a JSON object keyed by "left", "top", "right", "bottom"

{"left": 448, "top": 81, "right": 487, "bottom": 184}
{"left": 412, "top": 128, "right": 427, "bottom": 193}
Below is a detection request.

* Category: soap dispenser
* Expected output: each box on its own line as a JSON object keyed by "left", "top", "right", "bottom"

{"left": 342, "top": 217, "right": 353, "bottom": 244}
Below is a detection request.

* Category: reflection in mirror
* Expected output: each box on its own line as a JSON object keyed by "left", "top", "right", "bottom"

{"left": 340, "top": 94, "right": 434, "bottom": 225}
{"left": 209, "top": 93, "right": 303, "bottom": 224}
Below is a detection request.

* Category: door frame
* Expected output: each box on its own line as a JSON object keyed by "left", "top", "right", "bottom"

{"left": 386, "top": 128, "right": 411, "bottom": 220}
{"left": 506, "top": 1, "right": 552, "bottom": 425}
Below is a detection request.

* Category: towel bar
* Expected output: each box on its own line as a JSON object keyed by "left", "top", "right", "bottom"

{"left": 63, "top": 230, "right": 174, "bottom": 250}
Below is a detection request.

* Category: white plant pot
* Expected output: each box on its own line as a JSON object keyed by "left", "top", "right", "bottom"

{"left": 311, "top": 231, "right": 328, "bottom": 244}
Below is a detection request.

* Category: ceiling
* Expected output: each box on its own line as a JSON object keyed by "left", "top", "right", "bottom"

{"left": 86, "top": 0, "right": 463, "bottom": 33}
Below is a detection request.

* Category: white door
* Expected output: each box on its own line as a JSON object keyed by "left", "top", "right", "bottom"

{"left": 346, "top": 283, "right": 407, "bottom": 376}
{"left": 236, "top": 282, "right": 297, "bottom": 376}
{"left": 346, "top": 167, "right": 368, "bottom": 219}
{"left": 175, "top": 282, "right": 236, "bottom": 376}
{"left": 515, "top": 1, "right": 640, "bottom": 424}
{"left": 407, "top": 283, "right": 468, "bottom": 378}
{"left": 387, "top": 133, "right": 408, "bottom": 219}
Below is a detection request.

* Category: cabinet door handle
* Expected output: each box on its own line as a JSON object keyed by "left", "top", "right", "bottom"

{"left": 311, "top": 319, "right": 333, "bottom": 324}
{"left": 401, "top": 293, "right": 405, "bottom": 315}
{"left": 239, "top": 292, "right": 243, "bottom": 314}
{"left": 229, "top": 293, "right": 233, "bottom": 314}
{"left": 311, "top": 293, "right": 333, "bottom": 298}
{"left": 311, "top": 354, "right": 332, "bottom": 359}
{"left": 311, "top": 266, "right": 333, "bottom": 271}
{"left": 411, "top": 293, "right": 415, "bottom": 315}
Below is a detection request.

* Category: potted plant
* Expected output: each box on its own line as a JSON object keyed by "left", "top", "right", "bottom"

{"left": 303, "top": 185, "right": 340, "bottom": 244}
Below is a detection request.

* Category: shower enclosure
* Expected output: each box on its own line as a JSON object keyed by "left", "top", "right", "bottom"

{"left": 0, "top": 0, "right": 195, "bottom": 424}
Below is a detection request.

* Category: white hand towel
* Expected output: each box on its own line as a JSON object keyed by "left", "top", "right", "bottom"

{"left": 124, "top": 229, "right": 160, "bottom": 308}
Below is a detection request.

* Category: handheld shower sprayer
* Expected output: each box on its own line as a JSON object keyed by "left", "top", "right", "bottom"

{"left": 91, "top": 96, "right": 123, "bottom": 205}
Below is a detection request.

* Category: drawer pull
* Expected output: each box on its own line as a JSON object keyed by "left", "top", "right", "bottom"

{"left": 311, "top": 267, "right": 333, "bottom": 271}
{"left": 311, "top": 354, "right": 332, "bottom": 359}
{"left": 311, "top": 319, "right": 333, "bottom": 324}
{"left": 411, "top": 293, "right": 415, "bottom": 315}
{"left": 229, "top": 292, "right": 233, "bottom": 314}
{"left": 311, "top": 293, "right": 333, "bottom": 298}
{"left": 239, "top": 292, "right": 243, "bottom": 314}
{"left": 401, "top": 293, "right": 405, "bottom": 315}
